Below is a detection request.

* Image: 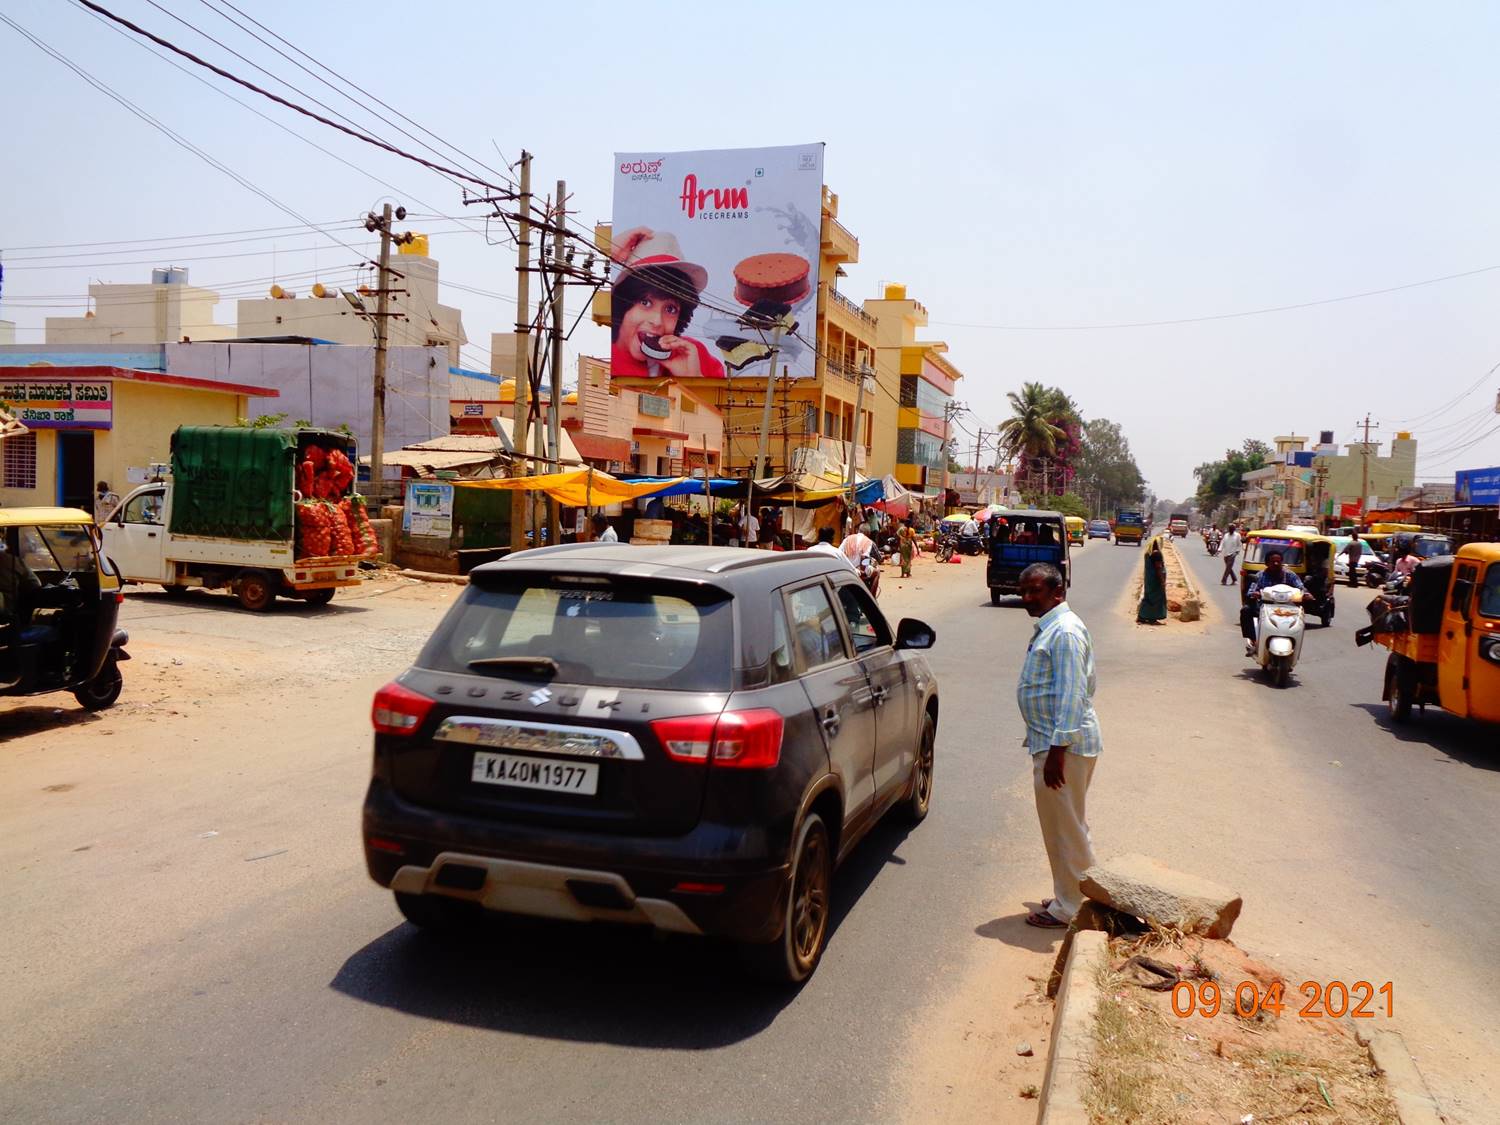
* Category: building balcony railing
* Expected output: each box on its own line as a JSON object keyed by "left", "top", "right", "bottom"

{"left": 825, "top": 357, "right": 858, "bottom": 382}
{"left": 828, "top": 287, "right": 876, "bottom": 327}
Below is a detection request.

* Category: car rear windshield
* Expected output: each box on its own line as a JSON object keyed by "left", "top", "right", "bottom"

{"left": 417, "top": 576, "right": 734, "bottom": 691}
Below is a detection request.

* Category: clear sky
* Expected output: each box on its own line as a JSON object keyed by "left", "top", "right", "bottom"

{"left": 4, "top": 0, "right": 1500, "bottom": 499}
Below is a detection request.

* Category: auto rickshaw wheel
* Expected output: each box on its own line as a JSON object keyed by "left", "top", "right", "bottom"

{"left": 74, "top": 654, "right": 123, "bottom": 712}
{"left": 300, "top": 588, "right": 336, "bottom": 608}
{"left": 1385, "top": 654, "right": 1414, "bottom": 723}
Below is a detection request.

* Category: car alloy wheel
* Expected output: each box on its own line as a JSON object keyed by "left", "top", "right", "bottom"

{"left": 745, "top": 812, "right": 832, "bottom": 984}
{"left": 902, "top": 714, "right": 935, "bottom": 823}
{"left": 789, "top": 817, "right": 831, "bottom": 973}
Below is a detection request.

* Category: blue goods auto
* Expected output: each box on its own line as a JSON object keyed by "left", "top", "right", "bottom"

{"left": 985, "top": 509, "right": 1071, "bottom": 605}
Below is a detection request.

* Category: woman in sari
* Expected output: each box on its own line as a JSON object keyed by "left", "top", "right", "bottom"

{"left": 897, "top": 521, "right": 917, "bottom": 577}
{"left": 1137, "top": 536, "right": 1169, "bottom": 624}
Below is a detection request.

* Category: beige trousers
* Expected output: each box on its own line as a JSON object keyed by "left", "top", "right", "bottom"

{"left": 1032, "top": 751, "right": 1098, "bottom": 922}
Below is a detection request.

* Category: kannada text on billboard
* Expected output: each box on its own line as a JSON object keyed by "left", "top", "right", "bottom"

{"left": 609, "top": 144, "right": 824, "bottom": 383}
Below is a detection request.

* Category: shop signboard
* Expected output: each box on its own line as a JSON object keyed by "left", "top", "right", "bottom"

{"left": 1454, "top": 466, "right": 1500, "bottom": 506}
{"left": 405, "top": 480, "right": 454, "bottom": 537}
{"left": 610, "top": 143, "right": 824, "bottom": 382}
{"left": 0, "top": 378, "right": 113, "bottom": 428}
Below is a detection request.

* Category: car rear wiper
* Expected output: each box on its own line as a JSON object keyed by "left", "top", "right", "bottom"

{"left": 467, "top": 656, "right": 560, "bottom": 678}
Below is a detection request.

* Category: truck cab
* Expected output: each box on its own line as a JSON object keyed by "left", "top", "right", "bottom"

{"left": 1113, "top": 510, "right": 1146, "bottom": 546}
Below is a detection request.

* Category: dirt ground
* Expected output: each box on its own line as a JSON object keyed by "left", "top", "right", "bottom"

{"left": 1089, "top": 932, "right": 1400, "bottom": 1124}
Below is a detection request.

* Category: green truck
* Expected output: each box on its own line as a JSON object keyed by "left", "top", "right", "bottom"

{"left": 101, "top": 426, "right": 366, "bottom": 610}
{"left": 1113, "top": 508, "right": 1146, "bottom": 546}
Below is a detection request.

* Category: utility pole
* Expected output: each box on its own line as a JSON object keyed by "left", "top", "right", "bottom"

{"left": 1355, "top": 413, "right": 1379, "bottom": 514}
{"left": 547, "top": 179, "right": 566, "bottom": 547}
{"left": 510, "top": 153, "right": 533, "bottom": 552}
{"left": 369, "top": 202, "right": 395, "bottom": 502}
{"left": 940, "top": 399, "right": 964, "bottom": 508}
{"left": 846, "top": 363, "right": 872, "bottom": 507}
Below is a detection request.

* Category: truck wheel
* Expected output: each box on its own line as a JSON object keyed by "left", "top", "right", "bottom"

{"left": 236, "top": 571, "right": 278, "bottom": 612}
{"left": 301, "top": 588, "right": 336, "bottom": 608}
{"left": 162, "top": 584, "right": 189, "bottom": 599}
{"left": 990, "top": 588, "right": 1002, "bottom": 606}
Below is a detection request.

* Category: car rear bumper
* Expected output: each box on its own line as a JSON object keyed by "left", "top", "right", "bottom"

{"left": 363, "top": 780, "right": 791, "bottom": 942}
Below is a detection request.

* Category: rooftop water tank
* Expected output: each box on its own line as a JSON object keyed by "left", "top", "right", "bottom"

{"left": 151, "top": 267, "right": 189, "bottom": 285}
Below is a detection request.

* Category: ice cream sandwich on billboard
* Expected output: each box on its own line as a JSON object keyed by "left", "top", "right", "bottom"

{"left": 610, "top": 143, "right": 824, "bottom": 382}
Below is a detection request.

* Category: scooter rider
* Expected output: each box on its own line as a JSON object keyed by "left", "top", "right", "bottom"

{"left": 1241, "top": 551, "right": 1306, "bottom": 654}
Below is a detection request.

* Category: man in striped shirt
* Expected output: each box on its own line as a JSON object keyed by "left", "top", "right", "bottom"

{"left": 1016, "top": 563, "right": 1103, "bottom": 928}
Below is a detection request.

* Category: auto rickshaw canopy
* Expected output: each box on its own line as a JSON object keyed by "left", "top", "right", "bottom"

{"left": 0, "top": 507, "right": 95, "bottom": 528}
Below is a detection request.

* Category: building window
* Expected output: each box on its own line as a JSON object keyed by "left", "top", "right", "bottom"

{"left": 3, "top": 432, "right": 37, "bottom": 490}
{"left": 682, "top": 397, "right": 697, "bottom": 414}
{"left": 824, "top": 410, "right": 837, "bottom": 438}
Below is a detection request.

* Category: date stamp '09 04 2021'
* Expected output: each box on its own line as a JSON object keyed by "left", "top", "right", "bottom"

{"left": 1172, "top": 980, "right": 1394, "bottom": 1021}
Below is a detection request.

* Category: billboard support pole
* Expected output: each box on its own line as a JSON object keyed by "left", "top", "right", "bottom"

{"left": 751, "top": 326, "right": 784, "bottom": 479}
{"left": 510, "top": 152, "right": 533, "bottom": 553}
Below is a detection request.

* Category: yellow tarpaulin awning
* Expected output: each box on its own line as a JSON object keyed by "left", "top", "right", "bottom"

{"left": 458, "top": 469, "right": 687, "bottom": 508}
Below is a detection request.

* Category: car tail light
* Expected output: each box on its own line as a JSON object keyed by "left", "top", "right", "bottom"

{"left": 372, "top": 682, "right": 433, "bottom": 736}
{"left": 652, "top": 709, "right": 783, "bottom": 769}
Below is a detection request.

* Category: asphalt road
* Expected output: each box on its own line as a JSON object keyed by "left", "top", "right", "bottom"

{"left": 2, "top": 543, "right": 1495, "bottom": 1123}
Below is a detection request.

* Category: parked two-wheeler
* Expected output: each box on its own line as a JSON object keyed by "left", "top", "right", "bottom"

{"left": 1247, "top": 584, "right": 1306, "bottom": 688}
{"left": 857, "top": 552, "right": 882, "bottom": 598}
{"left": 935, "top": 534, "right": 957, "bottom": 563}
{"left": 956, "top": 533, "right": 983, "bottom": 557}
{"left": 1364, "top": 557, "right": 1392, "bottom": 588}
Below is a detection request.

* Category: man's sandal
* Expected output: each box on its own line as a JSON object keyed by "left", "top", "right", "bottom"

{"left": 1025, "top": 910, "right": 1067, "bottom": 929}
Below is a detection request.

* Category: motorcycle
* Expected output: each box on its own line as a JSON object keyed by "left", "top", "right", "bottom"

{"left": 956, "top": 533, "right": 984, "bottom": 557}
{"left": 935, "top": 534, "right": 957, "bottom": 563}
{"left": 1363, "top": 557, "right": 1392, "bottom": 588}
{"left": 1248, "top": 584, "right": 1306, "bottom": 688}
{"left": 1206, "top": 530, "right": 1222, "bottom": 557}
{"left": 857, "top": 551, "right": 882, "bottom": 599}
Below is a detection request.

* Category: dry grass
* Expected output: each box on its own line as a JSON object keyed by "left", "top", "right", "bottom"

{"left": 1084, "top": 935, "right": 1401, "bottom": 1124}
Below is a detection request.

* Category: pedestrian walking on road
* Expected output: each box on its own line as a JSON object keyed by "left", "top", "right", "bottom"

{"left": 897, "top": 521, "right": 917, "bottom": 578}
{"left": 1137, "top": 537, "right": 1168, "bottom": 624}
{"left": 1220, "top": 526, "right": 1242, "bottom": 585}
{"left": 1016, "top": 563, "right": 1102, "bottom": 929}
{"left": 1343, "top": 533, "right": 1362, "bottom": 588}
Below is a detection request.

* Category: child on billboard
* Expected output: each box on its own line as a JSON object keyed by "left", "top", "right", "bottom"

{"left": 609, "top": 229, "right": 726, "bottom": 379}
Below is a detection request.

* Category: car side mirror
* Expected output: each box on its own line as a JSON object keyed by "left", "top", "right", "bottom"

{"left": 894, "top": 617, "right": 935, "bottom": 650}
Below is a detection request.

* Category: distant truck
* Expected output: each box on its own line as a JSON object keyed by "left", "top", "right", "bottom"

{"left": 1113, "top": 509, "right": 1146, "bottom": 546}
{"left": 103, "top": 427, "right": 367, "bottom": 611}
{"left": 1168, "top": 513, "right": 1191, "bottom": 537}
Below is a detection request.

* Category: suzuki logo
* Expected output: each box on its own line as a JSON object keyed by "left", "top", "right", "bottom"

{"left": 528, "top": 687, "right": 552, "bottom": 707}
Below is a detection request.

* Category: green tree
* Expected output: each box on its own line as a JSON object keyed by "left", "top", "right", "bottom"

{"left": 1193, "top": 438, "right": 1270, "bottom": 518}
{"left": 997, "top": 382, "right": 1067, "bottom": 467}
{"left": 1074, "top": 418, "right": 1146, "bottom": 516}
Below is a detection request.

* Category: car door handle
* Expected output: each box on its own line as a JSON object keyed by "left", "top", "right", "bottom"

{"left": 821, "top": 708, "right": 841, "bottom": 737}
{"left": 147, "top": 531, "right": 157, "bottom": 538}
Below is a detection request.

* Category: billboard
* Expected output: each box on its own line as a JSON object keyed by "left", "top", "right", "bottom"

{"left": 610, "top": 144, "right": 824, "bottom": 381}
{"left": 1455, "top": 466, "right": 1500, "bottom": 505}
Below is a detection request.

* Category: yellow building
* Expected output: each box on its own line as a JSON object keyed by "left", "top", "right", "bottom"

{"left": 863, "top": 285, "right": 964, "bottom": 493}
{"left": 591, "top": 187, "right": 880, "bottom": 479}
{"left": 0, "top": 366, "right": 275, "bottom": 509}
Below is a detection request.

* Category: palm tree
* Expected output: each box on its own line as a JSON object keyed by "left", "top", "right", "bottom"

{"left": 997, "top": 382, "right": 1067, "bottom": 465}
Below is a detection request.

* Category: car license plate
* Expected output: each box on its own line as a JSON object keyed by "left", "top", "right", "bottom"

{"left": 471, "top": 752, "right": 599, "bottom": 795}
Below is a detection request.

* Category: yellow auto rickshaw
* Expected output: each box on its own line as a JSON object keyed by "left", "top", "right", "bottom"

{"left": 1065, "top": 516, "right": 1086, "bottom": 546}
{"left": 1, "top": 507, "right": 130, "bottom": 711}
{"left": 1358, "top": 543, "right": 1500, "bottom": 726}
{"left": 1239, "top": 529, "right": 1337, "bottom": 627}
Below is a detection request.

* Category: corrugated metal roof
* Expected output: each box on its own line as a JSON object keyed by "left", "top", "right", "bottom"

{"left": 380, "top": 450, "right": 500, "bottom": 470}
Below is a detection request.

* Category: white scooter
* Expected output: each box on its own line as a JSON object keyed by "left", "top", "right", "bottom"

{"left": 1248, "top": 584, "right": 1306, "bottom": 688}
